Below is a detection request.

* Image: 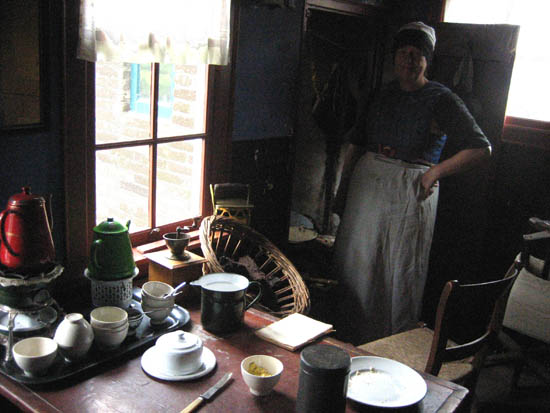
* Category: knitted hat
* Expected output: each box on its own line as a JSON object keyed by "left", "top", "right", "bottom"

{"left": 392, "top": 21, "right": 436, "bottom": 63}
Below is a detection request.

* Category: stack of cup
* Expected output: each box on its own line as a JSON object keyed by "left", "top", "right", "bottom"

{"left": 141, "top": 281, "right": 175, "bottom": 326}
{"left": 90, "top": 306, "right": 129, "bottom": 349}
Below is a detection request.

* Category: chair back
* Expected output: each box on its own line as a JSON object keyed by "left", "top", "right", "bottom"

{"left": 210, "top": 183, "right": 253, "bottom": 224}
{"left": 426, "top": 265, "right": 520, "bottom": 386}
{"left": 199, "top": 215, "right": 310, "bottom": 316}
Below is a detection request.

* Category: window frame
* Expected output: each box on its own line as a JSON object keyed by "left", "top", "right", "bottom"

{"left": 63, "top": 0, "right": 237, "bottom": 277}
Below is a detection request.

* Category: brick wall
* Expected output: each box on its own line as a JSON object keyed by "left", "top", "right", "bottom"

{"left": 95, "top": 63, "right": 205, "bottom": 231}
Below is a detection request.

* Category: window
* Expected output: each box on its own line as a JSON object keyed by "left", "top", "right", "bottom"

{"left": 64, "top": 1, "right": 234, "bottom": 272}
{"left": 95, "top": 62, "right": 208, "bottom": 242}
{"left": 444, "top": 0, "right": 550, "bottom": 123}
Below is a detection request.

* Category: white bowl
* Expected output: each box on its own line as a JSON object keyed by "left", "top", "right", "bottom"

{"left": 142, "top": 281, "right": 174, "bottom": 299}
{"left": 13, "top": 337, "right": 58, "bottom": 377}
{"left": 241, "top": 355, "right": 283, "bottom": 396}
{"left": 92, "top": 321, "right": 129, "bottom": 349}
{"left": 154, "top": 331, "right": 203, "bottom": 376}
{"left": 141, "top": 281, "right": 175, "bottom": 325}
{"left": 90, "top": 306, "right": 128, "bottom": 329}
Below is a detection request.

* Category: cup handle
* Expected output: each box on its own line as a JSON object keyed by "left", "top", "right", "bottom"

{"left": 244, "top": 281, "right": 262, "bottom": 311}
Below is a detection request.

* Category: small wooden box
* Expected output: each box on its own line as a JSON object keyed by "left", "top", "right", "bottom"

{"left": 145, "top": 250, "right": 207, "bottom": 300}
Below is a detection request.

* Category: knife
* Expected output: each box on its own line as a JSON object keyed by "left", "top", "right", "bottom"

{"left": 180, "top": 372, "right": 233, "bottom": 413}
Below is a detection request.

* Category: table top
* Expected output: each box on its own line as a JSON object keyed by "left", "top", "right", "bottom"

{"left": 0, "top": 306, "right": 468, "bottom": 413}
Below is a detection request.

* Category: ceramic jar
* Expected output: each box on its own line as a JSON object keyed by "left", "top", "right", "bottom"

{"left": 54, "top": 313, "right": 94, "bottom": 361}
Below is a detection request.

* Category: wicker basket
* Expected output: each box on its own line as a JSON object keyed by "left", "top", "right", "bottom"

{"left": 199, "top": 215, "right": 310, "bottom": 317}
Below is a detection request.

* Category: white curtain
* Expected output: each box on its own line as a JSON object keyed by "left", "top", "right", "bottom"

{"left": 444, "top": 0, "right": 549, "bottom": 121}
{"left": 78, "top": 0, "right": 231, "bottom": 65}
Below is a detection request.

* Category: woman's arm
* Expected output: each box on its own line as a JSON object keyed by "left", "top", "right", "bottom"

{"left": 420, "top": 146, "right": 491, "bottom": 199}
{"left": 333, "top": 143, "right": 365, "bottom": 215}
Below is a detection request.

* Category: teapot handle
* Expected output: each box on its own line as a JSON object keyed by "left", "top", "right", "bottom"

{"left": 244, "top": 281, "right": 263, "bottom": 311}
{"left": 91, "top": 239, "right": 104, "bottom": 271}
{"left": 0, "top": 210, "right": 20, "bottom": 257}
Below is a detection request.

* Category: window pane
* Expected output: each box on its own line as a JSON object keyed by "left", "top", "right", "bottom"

{"left": 444, "top": 0, "right": 550, "bottom": 122}
{"left": 96, "top": 62, "right": 151, "bottom": 144}
{"left": 96, "top": 146, "right": 150, "bottom": 232}
{"left": 157, "top": 64, "right": 207, "bottom": 138}
{"left": 156, "top": 139, "right": 204, "bottom": 226}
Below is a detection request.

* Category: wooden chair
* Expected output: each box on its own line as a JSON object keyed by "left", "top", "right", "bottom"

{"left": 199, "top": 215, "right": 310, "bottom": 317}
{"left": 491, "top": 217, "right": 550, "bottom": 388}
{"left": 358, "top": 265, "right": 520, "bottom": 401}
{"left": 210, "top": 183, "right": 254, "bottom": 225}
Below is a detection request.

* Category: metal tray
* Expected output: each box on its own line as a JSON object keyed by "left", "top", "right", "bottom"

{"left": 0, "top": 298, "right": 190, "bottom": 386}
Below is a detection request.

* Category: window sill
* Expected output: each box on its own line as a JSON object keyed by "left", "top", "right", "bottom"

{"left": 501, "top": 117, "right": 550, "bottom": 150}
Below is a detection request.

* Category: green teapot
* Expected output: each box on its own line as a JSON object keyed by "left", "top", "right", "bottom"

{"left": 87, "top": 218, "right": 136, "bottom": 280}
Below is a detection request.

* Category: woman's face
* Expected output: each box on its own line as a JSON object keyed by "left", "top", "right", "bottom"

{"left": 394, "top": 45, "right": 427, "bottom": 86}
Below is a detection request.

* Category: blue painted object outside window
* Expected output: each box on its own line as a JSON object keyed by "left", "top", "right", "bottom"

{"left": 130, "top": 64, "right": 175, "bottom": 118}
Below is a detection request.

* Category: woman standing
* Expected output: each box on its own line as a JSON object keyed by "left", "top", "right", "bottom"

{"left": 332, "top": 22, "right": 491, "bottom": 345}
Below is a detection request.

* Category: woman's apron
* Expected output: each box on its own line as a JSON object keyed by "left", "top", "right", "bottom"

{"left": 333, "top": 151, "right": 439, "bottom": 345}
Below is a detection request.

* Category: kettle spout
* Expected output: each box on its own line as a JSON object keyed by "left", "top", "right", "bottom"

{"left": 126, "top": 220, "right": 131, "bottom": 231}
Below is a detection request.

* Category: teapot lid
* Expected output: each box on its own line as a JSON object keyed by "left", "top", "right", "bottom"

{"left": 94, "top": 218, "right": 129, "bottom": 234}
{"left": 8, "top": 186, "right": 45, "bottom": 206}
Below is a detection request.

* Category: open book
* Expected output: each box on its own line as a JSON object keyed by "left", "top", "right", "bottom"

{"left": 255, "top": 313, "right": 334, "bottom": 351}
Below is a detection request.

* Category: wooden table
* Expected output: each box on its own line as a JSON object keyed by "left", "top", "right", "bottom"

{"left": 0, "top": 306, "right": 468, "bottom": 413}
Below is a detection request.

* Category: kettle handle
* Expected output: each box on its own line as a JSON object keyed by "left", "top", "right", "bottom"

{"left": 91, "top": 239, "right": 104, "bottom": 271}
{"left": 0, "top": 210, "right": 20, "bottom": 257}
{"left": 244, "top": 281, "right": 263, "bottom": 311}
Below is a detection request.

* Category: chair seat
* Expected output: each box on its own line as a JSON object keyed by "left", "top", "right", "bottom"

{"left": 358, "top": 327, "right": 474, "bottom": 382}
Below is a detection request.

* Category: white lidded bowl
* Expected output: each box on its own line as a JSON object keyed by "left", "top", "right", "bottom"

{"left": 54, "top": 313, "right": 94, "bottom": 361}
{"left": 13, "top": 337, "right": 58, "bottom": 377}
{"left": 154, "top": 330, "right": 203, "bottom": 376}
{"left": 141, "top": 281, "right": 175, "bottom": 325}
{"left": 241, "top": 355, "right": 283, "bottom": 396}
{"left": 90, "top": 306, "right": 128, "bottom": 329}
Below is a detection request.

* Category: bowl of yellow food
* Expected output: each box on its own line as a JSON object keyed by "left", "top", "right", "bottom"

{"left": 241, "top": 355, "right": 283, "bottom": 396}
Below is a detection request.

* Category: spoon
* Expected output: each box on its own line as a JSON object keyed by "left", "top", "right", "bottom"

{"left": 161, "top": 281, "right": 187, "bottom": 299}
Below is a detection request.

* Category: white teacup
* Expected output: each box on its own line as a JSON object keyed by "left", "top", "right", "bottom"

{"left": 13, "top": 337, "right": 58, "bottom": 377}
{"left": 141, "top": 281, "right": 175, "bottom": 325}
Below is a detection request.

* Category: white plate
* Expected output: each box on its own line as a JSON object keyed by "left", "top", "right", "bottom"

{"left": 141, "top": 346, "right": 216, "bottom": 381}
{"left": 346, "top": 356, "right": 427, "bottom": 408}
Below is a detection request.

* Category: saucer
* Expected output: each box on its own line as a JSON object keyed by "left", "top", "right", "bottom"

{"left": 141, "top": 346, "right": 216, "bottom": 381}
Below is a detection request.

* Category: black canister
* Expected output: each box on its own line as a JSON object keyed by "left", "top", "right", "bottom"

{"left": 296, "top": 344, "right": 351, "bottom": 413}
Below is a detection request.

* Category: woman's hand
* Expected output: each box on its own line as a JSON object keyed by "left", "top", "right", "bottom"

{"left": 420, "top": 168, "right": 439, "bottom": 200}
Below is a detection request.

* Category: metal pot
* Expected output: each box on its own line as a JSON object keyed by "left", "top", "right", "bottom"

{"left": 190, "top": 273, "right": 262, "bottom": 334}
{"left": 0, "top": 187, "right": 55, "bottom": 274}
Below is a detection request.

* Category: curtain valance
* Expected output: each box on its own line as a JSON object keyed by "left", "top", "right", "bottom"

{"left": 78, "top": 0, "right": 231, "bottom": 65}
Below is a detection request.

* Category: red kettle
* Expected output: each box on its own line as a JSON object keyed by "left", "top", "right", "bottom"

{"left": 0, "top": 187, "right": 56, "bottom": 274}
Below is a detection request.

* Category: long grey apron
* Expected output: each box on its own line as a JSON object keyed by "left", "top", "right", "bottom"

{"left": 333, "top": 151, "right": 439, "bottom": 345}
